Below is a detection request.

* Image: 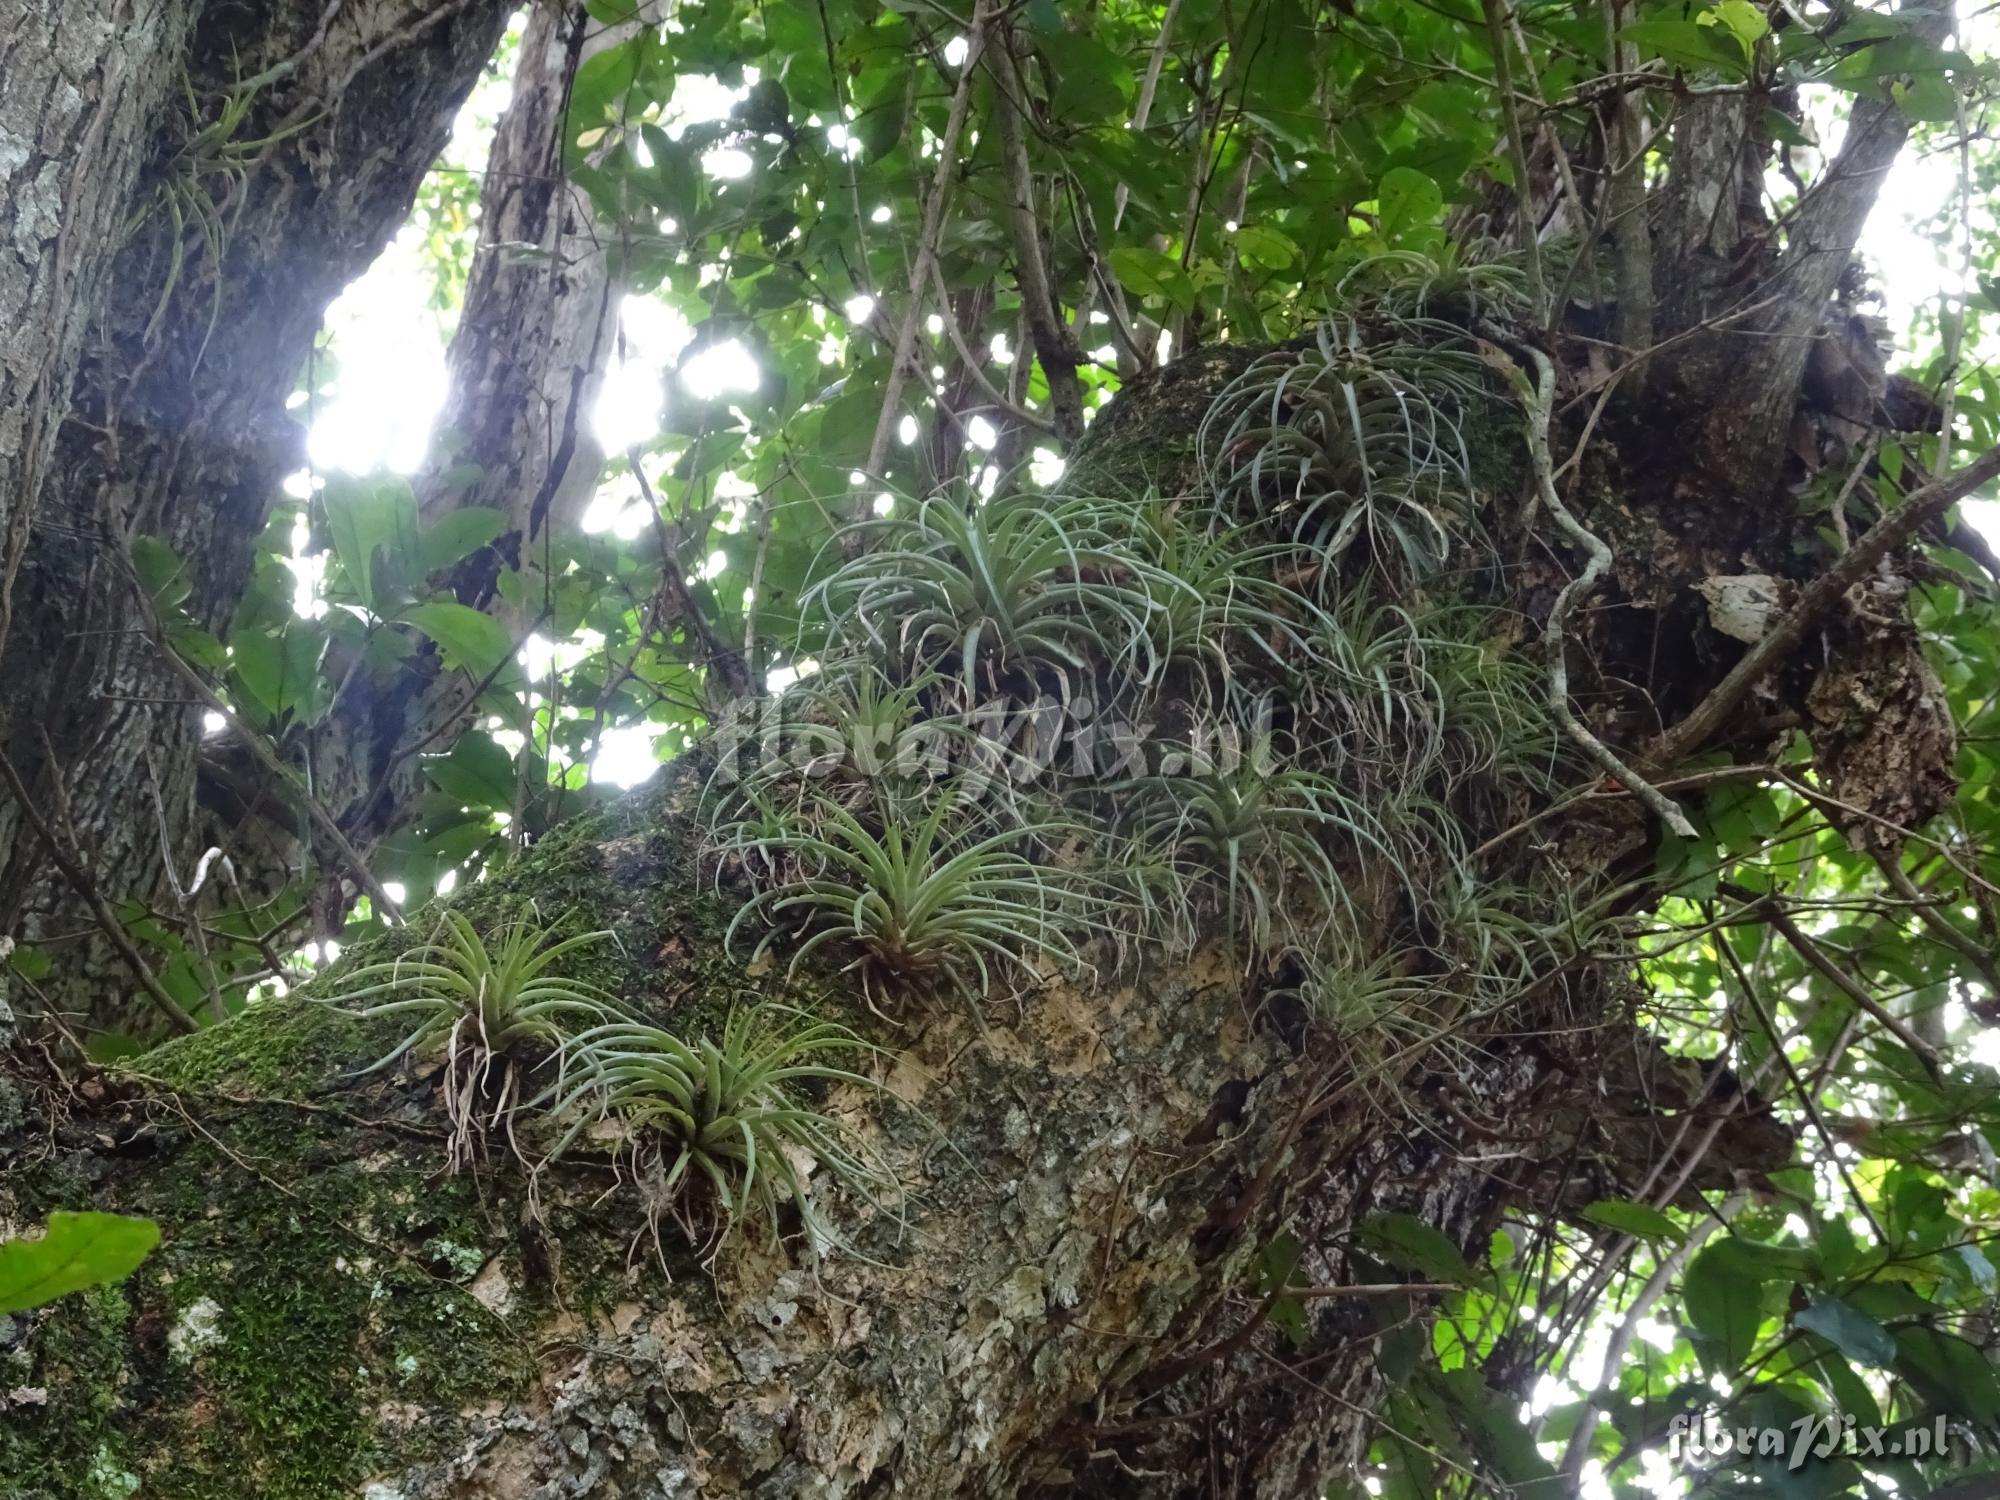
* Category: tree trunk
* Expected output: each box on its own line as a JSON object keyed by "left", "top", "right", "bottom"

{"left": 0, "top": 791, "right": 1707, "bottom": 1500}
{"left": 0, "top": 335, "right": 1824, "bottom": 1496}
{"left": 0, "top": 10, "right": 1971, "bottom": 1499}
{"left": 0, "top": 0, "right": 512, "bottom": 1032}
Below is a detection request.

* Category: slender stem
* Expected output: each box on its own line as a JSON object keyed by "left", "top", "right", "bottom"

{"left": 1601, "top": 0, "right": 1654, "bottom": 368}
{"left": 1761, "top": 900, "right": 1943, "bottom": 1079}
{"left": 1556, "top": 1193, "right": 1741, "bottom": 1485}
{"left": 1483, "top": 0, "right": 1546, "bottom": 323}
{"left": 989, "top": 23, "right": 1083, "bottom": 442}
{"left": 1486, "top": 327, "right": 1697, "bottom": 836}
{"left": 864, "top": 0, "right": 995, "bottom": 486}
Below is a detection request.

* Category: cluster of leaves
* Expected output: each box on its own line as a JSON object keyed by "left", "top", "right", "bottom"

{"left": 701, "top": 274, "right": 1574, "bottom": 1066}
{"left": 321, "top": 909, "right": 897, "bottom": 1253}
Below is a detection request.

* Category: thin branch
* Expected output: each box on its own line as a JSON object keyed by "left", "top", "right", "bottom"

{"left": 1115, "top": 0, "right": 1183, "bottom": 233}
{"left": 864, "top": 0, "right": 995, "bottom": 485}
{"left": 927, "top": 254, "right": 1055, "bottom": 433}
{"left": 1650, "top": 441, "right": 2000, "bottom": 767}
{"left": 1877, "top": 855, "right": 2000, "bottom": 997}
{"left": 626, "top": 446, "right": 752, "bottom": 708}
{"left": 1483, "top": 0, "right": 1546, "bottom": 322}
{"left": 1760, "top": 899, "right": 1944, "bottom": 1079}
{"left": 989, "top": 22, "right": 1085, "bottom": 443}
{"left": 1556, "top": 1193, "right": 1740, "bottom": 1485}
{"left": 122, "top": 557, "right": 405, "bottom": 928}
{"left": 1600, "top": 0, "right": 1653, "bottom": 367}
{"left": 1712, "top": 916, "right": 1886, "bottom": 1241}
{"left": 1487, "top": 328, "right": 1698, "bottom": 836}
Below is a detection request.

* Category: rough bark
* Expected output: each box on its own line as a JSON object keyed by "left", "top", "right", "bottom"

{"left": 0, "top": 0, "right": 512, "bottom": 1030}
{"left": 0, "top": 764, "right": 1778, "bottom": 1500}
{"left": 0, "top": 0, "right": 196, "bottom": 656}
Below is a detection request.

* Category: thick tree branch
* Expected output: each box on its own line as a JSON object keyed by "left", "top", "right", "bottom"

{"left": 1650, "top": 441, "right": 2000, "bottom": 767}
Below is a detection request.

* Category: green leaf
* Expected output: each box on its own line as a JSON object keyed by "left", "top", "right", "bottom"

{"left": 1376, "top": 167, "right": 1442, "bottom": 249}
{"left": 1233, "top": 224, "right": 1300, "bottom": 270}
{"left": 323, "top": 474, "right": 420, "bottom": 613}
{"left": 0, "top": 1211, "right": 160, "bottom": 1314}
{"left": 230, "top": 619, "right": 326, "bottom": 725}
{"left": 7, "top": 943, "right": 51, "bottom": 980}
{"left": 1254, "top": 1231, "right": 1309, "bottom": 1346}
{"left": 1432, "top": 1367, "right": 1559, "bottom": 1487}
{"left": 1358, "top": 1213, "right": 1481, "bottom": 1287}
{"left": 420, "top": 507, "right": 508, "bottom": 574}
{"left": 1891, "top": 73, "right": 1958, "bottom": 123}
{"left": 1684, "top": 1241, "right": 1766, "bottom": 1369}
{"left": 401, "top": 602, "right": 517, "bottom": 682}
{"left": 1581, "top": 1199, "right": 1681, "bottom": 1242}
{"left": 1794, "top": 1296, "right": 1897, "bottom": 1369}
{"left": 1894, "top": 1325, "right": 2000, "bottom": 1423}
{"left": 1107, "top": 247, "right": 1197, "bottom": 311}
{"left": 166, "top": 621, "right": 228, "bottom": 674}
{"left": 1039, "top": 33, "right": 1132, "bottom": 123}
{"left": 423, "top": 730, "right": 517, "bottom": 810}
{"left": 131, "top": 536, "right": 192, "bottom": 611}
{"left": 1704, "top": 0, "right": 1768, "bottom": 50}
{"left": 1621, "top": 18, "right": 1749, "bottom": 77}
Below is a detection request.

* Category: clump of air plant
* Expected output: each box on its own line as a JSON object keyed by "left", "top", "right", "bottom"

{"left": 716, "top": 787, "right": 1100, "bottom": 1012}
{"left": 541, "top": 1003, "right": 906, "bottom": 1266}
{"left": 804, "top": 488, "right": 1172, "bottom": 706}
{"left": 319, "top": 908, "right": 619, "bottom": 1172}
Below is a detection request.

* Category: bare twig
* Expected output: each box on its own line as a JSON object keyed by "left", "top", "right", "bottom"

{"left": 1931, "top": 43, "right": 1973, "bottom": 484}
{"left": 1115, "top": 0, "right": 1182, "bottom": 233}
{"left": 926, "top": 255, "right": 1056, "bottom": 433}
{"left": 1876, "top": 856, "right": 2000, "bottom": 996}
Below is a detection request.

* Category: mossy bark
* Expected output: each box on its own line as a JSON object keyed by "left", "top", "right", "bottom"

{"left": 0, "top": 726, "right": 1586, "bottom": 1500}
{"left": 0, "top": 651, "right": 1773, "bottom": 1499}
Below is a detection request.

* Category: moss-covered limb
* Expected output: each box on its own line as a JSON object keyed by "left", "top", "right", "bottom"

{"left": 0, "top": 744, "right": 1537, "bottom": 1498}
{"left": 0, "top": 312, "right": 1816, "bottom": 1498}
